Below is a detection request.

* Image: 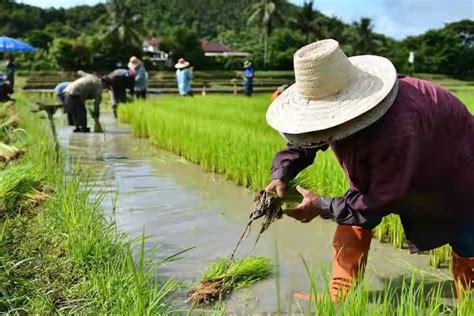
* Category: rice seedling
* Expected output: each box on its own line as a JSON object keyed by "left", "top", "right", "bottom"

{"left": 188, "top": 256, "right": 272, "bottom": 305}
{"left": 119, "top": 91, "right": 474, "bottom": 269}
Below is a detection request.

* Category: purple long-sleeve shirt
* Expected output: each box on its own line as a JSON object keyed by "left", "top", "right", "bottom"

{"left": 271, "top": 76, "right": 474, "bottom": 252}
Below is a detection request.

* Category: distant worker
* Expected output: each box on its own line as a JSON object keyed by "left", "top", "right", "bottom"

{"left": 103, "top": 68, "right": 136, "bottom": 118}
{"left": 128, "top": 56, "right": 148, "bottom": 99}
{"left": 5, "top": 56, "right": 16, "bottom": 93}
{"left": 271, "top": 84, "right": 289, "bottom": 101}
{"left": 265, "top": 39, "right": 474, "bottom": 302}
{"left": 54, "top": 81, "right": 73, "bottom": 126}
{"left": 243, "top": 60, "right": 255, "bottom": 97}
{"left": 63, "top": 73, "right": 103, "bottom": 133}
{"left": 175, "top": 58, "right": 193, "bottom": 97}
{"left": 0, "top": 73, "right": 12, "bottom": 102}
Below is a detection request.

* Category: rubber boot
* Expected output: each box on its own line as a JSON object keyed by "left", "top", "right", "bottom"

{"left": 452, "top": 251, "right": 474, "bottom": 299}
{"left": 294, "top": 225, "right": 372, "bottom": 302}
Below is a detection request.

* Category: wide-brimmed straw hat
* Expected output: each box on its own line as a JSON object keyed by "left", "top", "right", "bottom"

{"left": 266, "top": 39, "right": 398, "bottom": 144}
{"left": 175, "top": 58, "right": 190, "bottom": 69}
{"left": 243, "top": 60, "right": 252, "bottom": 68}
{"left": 128, "top": 56, "right": 142, "bottom": 70}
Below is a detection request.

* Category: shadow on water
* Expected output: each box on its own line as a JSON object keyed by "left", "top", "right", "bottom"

{"left": 56, "top": 112, "right": 455, "bottom": 313}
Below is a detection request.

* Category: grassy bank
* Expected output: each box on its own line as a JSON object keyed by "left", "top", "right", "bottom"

{"left": 0, "top": 98, "right": 177, "bottom": 313}
{"left": 118, "top": 89, "right": 473, "bottom": 268}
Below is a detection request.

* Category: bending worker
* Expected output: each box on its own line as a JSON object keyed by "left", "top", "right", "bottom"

{"left": 54, "top": 81, "right": 73, "bottom": 126}
{"left": 265, "top": 39, "right": 473, "bottom": 302}
{"left": 63, "top": 73, "right": 103, "bottom": 133}
{"left": 103, "top": 68, "right": 136, "bottom": 118}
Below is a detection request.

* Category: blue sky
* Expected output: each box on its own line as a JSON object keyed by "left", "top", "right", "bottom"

{"left": 17, "top": 0, "right": 474, "bottom": 39}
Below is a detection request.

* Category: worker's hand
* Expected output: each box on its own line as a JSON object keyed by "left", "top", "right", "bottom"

{"left": 265, "top": 179, "right": 286, "bottom": 199}
{"left": 284, "top": 186, "right": 321, "bottom": 223}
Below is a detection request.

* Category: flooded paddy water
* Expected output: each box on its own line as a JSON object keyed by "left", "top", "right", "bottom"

{"left": 57, "top": 112, "right": 451, "bottom": 313}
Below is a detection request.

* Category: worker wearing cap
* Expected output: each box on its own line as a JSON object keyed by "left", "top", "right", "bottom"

{"left": 54, "top": 81, "right": 73, "bottom": 126}
{"left": 265, "top": 39, "right": 474, "bottom": 302}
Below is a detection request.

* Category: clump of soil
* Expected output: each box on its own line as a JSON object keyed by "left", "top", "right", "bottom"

{"left": 187, "top": 279, "right": 225, "bottom": 305}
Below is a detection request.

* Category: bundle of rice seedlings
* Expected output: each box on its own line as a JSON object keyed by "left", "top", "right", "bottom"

{"left": 188, "top": 256, "right": 272, "bottom": 305}
{"left": 0, "top": 142, "right": 24, "bottom": 162}
{"left": 0, "top": 167, "right": 50, "bottom": 216}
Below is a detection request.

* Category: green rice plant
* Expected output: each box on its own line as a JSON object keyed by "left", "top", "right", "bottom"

{"left": 188, "top": 256, "right": 272, "bottom": 305}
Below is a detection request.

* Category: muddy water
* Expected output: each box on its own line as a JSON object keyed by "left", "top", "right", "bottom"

{"left": 57, "top": 113, "right": 443, "bottom": 313}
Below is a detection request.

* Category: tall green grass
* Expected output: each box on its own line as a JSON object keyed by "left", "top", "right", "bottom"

{"left": 0, "top": 97, "right": 177, "bottom": 313}
{"left": 119, "top": 91, "right": 474, "bottom": 268}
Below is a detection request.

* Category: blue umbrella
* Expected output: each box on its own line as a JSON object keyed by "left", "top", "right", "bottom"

{"left": 0, "top": 36, "right": 36, "bottom": 52}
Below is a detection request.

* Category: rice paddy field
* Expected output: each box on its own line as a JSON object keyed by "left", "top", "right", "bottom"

{"left": 116, "top": 84, "right": 474, "bottom": 312}
{"left": 5, "top": 74, "right": 472, "bottom": 314}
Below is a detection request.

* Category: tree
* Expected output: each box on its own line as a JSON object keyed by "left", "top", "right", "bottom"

{"left": 49, "top": 37, "right": 92, "bottom": 71}
{"left": 350, "top": 17, "right": 381, "bottom": 55}
{"left": 97, "top": 0, "right": 145, "bottom": 63}
{"left": 292, "top": 0, "right": 320, "bottom": 43}
{"left": 159, "top": 26, "right": 207, "bottom": 69}
{"left": 247, "top": 0, "right": 285, "bottom": 68}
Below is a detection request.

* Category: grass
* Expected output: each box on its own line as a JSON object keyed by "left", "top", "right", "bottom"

{"left": 0, "top": 96, "right": 178, "bottom": 314}
{"left": 119, "top": 87, "right": 474, "bottom": 268}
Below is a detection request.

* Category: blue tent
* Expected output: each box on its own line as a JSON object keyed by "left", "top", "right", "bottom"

{"left": 0, "top": 36, "right": 36, "bottom": 52}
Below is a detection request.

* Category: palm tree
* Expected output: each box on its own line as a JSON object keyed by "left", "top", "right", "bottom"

{"left": 100, "top": 0, "right": 144, "bottom": 49}
{"left": 247, "top": 0, "right": 285, "bottom": 67}
{"left": 293, "top": 0, "right": 319, "bottom": 43}
{"left": 351, "top": 17, "right": 381, "bottom": 55}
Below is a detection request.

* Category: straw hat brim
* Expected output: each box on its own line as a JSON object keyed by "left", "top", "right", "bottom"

{"left": 266, "top": 55, "right": 397, "bottom": 136}
{"left": 175, "top": 61, "right": 190, "bottom": 69}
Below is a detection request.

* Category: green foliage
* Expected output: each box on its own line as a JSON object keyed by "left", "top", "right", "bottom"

{"left": 49, "top": 37, "right": 92, "bottom": 71}
{"left": 160, "top": 26, "right": 206, "bottom": 68}
{"left": 1, "top": 0, "right": 472, "bottom": 75}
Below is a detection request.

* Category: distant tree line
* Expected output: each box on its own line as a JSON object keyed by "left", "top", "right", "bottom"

{"left": 1, "top": 0, "right": 472, "bottom": 77}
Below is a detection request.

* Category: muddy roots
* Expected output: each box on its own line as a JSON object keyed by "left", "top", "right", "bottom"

{"left": 187, "top": 280, "right": 226, "bottom": 305}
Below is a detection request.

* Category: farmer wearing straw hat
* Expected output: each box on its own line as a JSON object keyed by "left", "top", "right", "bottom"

{"left": 265, "top": 39, "right": 474, "bottom": 302}
{"left": 128, "top": 56, "right": 148, "bottom": 99}
{"left": 175, "top": 58, "right": 193, "bottom": 97}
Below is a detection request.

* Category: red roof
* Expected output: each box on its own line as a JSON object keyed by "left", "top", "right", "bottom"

{"left": 144, "top": 38, "right": 245, "bottom": 54}
{"left": 200, "top": 40, "right": 235, "bottom": 53}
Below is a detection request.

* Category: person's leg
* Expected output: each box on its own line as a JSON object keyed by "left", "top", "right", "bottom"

{"left": 450, "top": 221, "right": 474, "bottom": 299}
{"left": 69, "top": 95, "right": 88, "bottom": 132}
{"left": 294, "top": 225, "right": 372, "bottom": 302}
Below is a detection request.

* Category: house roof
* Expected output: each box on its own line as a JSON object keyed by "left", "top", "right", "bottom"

{"left": 200, "top": 40, "right": 234, "bottom": 53}
{"left": 143, "top": 38, "right": 250, "bottom": 57}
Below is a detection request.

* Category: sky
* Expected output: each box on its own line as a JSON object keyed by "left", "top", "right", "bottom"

{"left": 17, "top": 0, "right": 474, "bottom": 39}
